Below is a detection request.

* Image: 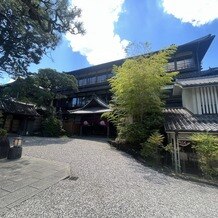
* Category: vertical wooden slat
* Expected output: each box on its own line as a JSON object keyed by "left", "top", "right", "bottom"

{"left": 192, "top": 88, "right": 197, "bottom": 114}
{"left": 210, "top": 86, "right": 216, "bottom": 113}
{"left": 207, "top": 87, "right": 212, "bottom": 113}
{"left": 200, "top": 87, "right": 205, "bottom": 114}
{"left": 195, "top": 87, "right": 202, "bottom": 114}
{"left": 203, "top": 87, "right": 209, "bottom": 114}
{"left": 213, "top": 86, "right": 218, "bottom": 113}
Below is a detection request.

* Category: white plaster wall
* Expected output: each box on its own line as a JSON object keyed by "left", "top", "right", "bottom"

{"left": 182, "top": 88, "right": 196, "bottom": 113}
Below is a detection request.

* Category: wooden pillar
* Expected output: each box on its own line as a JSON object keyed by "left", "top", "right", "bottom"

{"left": 173, "top": 133, "right": 178, "bottom": 173}
{"left": 173, "top": 132, "right": 181, "bottom": 173}
{"left": 176, "top": 132, "right": 181, "bottom": 173}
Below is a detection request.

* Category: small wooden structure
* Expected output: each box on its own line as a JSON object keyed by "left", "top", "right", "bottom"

{"left": 0, "top": 99, "right": 40, "bottom": 135}
{"left": 64, "top": 97, "right": 111, "bottom": 137}
{"left": 164, "top": 108, "right": 218, "bottom": 173}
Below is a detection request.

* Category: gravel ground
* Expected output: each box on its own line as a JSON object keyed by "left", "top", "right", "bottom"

{"left": 2, "top": 136, "right": 218, "bottom": 218}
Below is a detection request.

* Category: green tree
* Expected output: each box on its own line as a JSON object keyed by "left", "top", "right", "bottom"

{"left": 0, "top": 0, "right": 85, "bottom": 77}
{"left": 42, "top": 116, "right": 64, "bottom": 137}
{"left": 191, "top": 133, "right": 218, "bottom": 177}
{"left": 0, "top": 68, "right": 77, "bottom": 109}
{"left": 36, "top": 68, "right": 77, "bottom": 92}
{"left": 105, "top": 46, "right": 177, "bottom": 145}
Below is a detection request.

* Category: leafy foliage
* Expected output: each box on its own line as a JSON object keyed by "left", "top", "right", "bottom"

{"left": 141, "top": 132, "right": 164, "bottom": 161}
{"left": 191, "top": 133, "right": 218, "bottom": 177}
{"left": 105, "top": 46, "right": 177, "bottom": 144}
{"left": 163, "top": 143, "right": 174, "bottom": 153}
{"left": 1, "top": 77, "right": 52, "bottom": 107}
{"left": 0, "top": 0, "right": 85, "bottom": 76}
{"left": 42, "top": 116, "right": 65, "bottom": 137}
{"left": 36, "top": 68, "right": 77, "bottom": 92}
{"left": 0, "top": 111, "right": 4, "bottom": 128}
{"left": 0, "top": 128, "right": 7, "bottom": 137}
{"left": 0, "top": 68, "right": 77, "bottom": 109}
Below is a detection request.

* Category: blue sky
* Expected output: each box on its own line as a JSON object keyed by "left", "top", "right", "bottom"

{"left": 1, "top": 0, "right": 218, "bottom": 84}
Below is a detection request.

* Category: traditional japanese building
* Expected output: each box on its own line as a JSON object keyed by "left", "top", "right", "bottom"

{"left": 164, "top": 67, "right": 218, "bottom": 173}
{"left": 60, "top": 34, "right": 216, "bottom": 138}
{"left": 0, "top": 99, "right": 40, "bottom": 135}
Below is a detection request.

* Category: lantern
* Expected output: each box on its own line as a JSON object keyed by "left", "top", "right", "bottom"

{"left": 13, "top": 137, "right": 23, "bottom": 146}
{"left": 83, "top": 121, "right": 89, "bottom": 126}
{"left": 99, "top": 120, "right": 106, "bottom": 126}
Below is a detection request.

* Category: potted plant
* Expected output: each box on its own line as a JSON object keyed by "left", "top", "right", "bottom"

{"left": 0, "top": 128, "right": 10, "bottom": 159}
{"left": 7, "top": 137, "right": 23, "bottom": 160}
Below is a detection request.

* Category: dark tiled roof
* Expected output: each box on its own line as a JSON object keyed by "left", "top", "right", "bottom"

{"left": 68, "top": 96, "right": 110, "bottom": 114}
{"left": 81, "top": 96, "right": 110, "bottom": 109}
{"left": 176, "top": 75, "right": 218, "bottom": 87}
{"left": 176, "top": 67, "right": 218, "bottom": 79}
{"left": 0, "top": 99, "right": 39, "bottom": 116}
{"left": 164, "top": 108, "right": 218, "bottom": 132}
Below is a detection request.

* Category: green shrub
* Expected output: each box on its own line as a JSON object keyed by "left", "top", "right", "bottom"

{"left": 141, "top": 132, "right": 164, "bottom": 164}
{"left": 0, "top": 128, "right": 7, "bottom": 137}
{"left": 42, "top": 116, "right": 64, "bottom": 137}
{"left": 190, "top": 133, "right": 218, "bottom": 178}
{"left": 163, "top": 143, "right": 174, "bottom": 153}
{"left": 118, "top": 122, "right": 150, "bottom": 145}
{"left": 0, "top": 111, "right": 4, "bottom": 128}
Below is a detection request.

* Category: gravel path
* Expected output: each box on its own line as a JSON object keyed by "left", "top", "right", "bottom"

{"left": 2, "top": 137, "right": 218, "bottom": 218}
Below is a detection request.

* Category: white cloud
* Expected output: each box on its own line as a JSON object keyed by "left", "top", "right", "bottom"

{"left": 162, "top": 0, "right": 218, "bottom": 26}
{"left": 66, "top": 0, "right": 129, "bottom": 65}
{"left": 7, "top": 78, "right": 15, "bottom": 84}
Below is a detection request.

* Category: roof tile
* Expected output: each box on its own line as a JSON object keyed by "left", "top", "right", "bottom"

{"left": 164, "top": 108, "right": 218, "bottom": 132}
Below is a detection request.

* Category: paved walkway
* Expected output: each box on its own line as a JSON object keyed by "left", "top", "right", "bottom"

{"left": 0, "top": 156, "right": 69, "bottom": 214}
{"left": 1, "top": 137, "right": 218, "bottom": 217}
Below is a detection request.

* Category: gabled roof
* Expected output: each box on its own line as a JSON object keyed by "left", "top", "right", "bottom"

{"left": 68, "top": 97, "right": 111, "bottom": 114}
{"left": 82, "top": 96, "right": 110, "bottom": 109}
{"left": 0, "top": 99, "right": 39, "bottom": 116}
{"left": 164, "top": 108, "right": 218, "bottom": 133}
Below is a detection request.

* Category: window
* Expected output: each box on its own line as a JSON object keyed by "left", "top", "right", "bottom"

{"left": 77, "top": 97, "right": 86, "bottom": 106}
{"left": 78, "top": 73, "right": 113, "bottom": 86}
{"left": 87, "top": 76, "right": 96, "bottom": 85}
{"left": 72, "top": 98, "right": 77, "bottom": 107}
{"left": 166, "top": 62, "right": 175, "bottom": 72}
{"left": 97, "top": 74, "right": 107, "bottom": 83}
{"left": 176, "top": 58, "right": 195, "bottom": 70}
{"left": 72, "top": 97, "right": 86, "bottom": 107}
{"left": 78, "top": 76, "right": 99, "bottom": 86}
{"left": 78, "top": 78, "right": 87, "bottom": 86}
